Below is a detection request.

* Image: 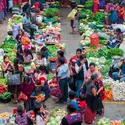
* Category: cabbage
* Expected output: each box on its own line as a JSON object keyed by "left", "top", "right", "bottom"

{"left": 55, "top": 116, "right": 61, "bottom": 122}
{"left": 50, "top": 120, "right": 56, "bottom": 125}
{"left": 46, "top": 123, "right": 51, "bottom": 125}
{"left": 50, "top": 117, "right": 55, "bottom": 121}
{"left": 98, "top": 117, "right": 110, "bottom": 125}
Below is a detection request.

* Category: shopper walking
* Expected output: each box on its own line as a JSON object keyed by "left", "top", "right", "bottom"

{"left": 69, "top": 48, "right": 82, "bottom": 91}
{"left": 57, "top": 57, "right": 68, "bottom": 103}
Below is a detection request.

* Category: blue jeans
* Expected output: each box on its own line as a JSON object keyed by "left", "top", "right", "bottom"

{"left": 59, "top": 78, "right": 68, "bottom": 102}
{"left": 112, "top": 72, "right": 125, "bottom": 82}
{"left": 76, "top": 80, "right": 83, "bottom": 98}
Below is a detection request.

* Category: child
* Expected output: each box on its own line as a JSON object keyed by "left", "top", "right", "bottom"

{"left": 30, "top": 88, "right": 45, "bottom": 109}
{"left": 78, "top": 94, "right": 86, "bottom": 112}
{"left": 68, "top": 91, "right": 79, "bottom": 111}
{"left": 0, "top": 0, "right": 3, "bottom": 24}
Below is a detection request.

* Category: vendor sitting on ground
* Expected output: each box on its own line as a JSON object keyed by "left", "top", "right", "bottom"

{"left": 21, "top": 31, "right": 34, "bottom": 50}
{"left": 107, "top": 28, "right": 123, "bottom": 48}
{"left": 112, "top": 57, "right": 125, "bottom": 82}
{"left": 22, "top": 13, "right": 36, "bottom": 39}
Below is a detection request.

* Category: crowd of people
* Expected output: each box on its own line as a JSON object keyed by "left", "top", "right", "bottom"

{"left": 1, "top": 44, "right": 105, "bottom": 124}
{"left": 1, "top": 0, "right": 125, "bottom": 124}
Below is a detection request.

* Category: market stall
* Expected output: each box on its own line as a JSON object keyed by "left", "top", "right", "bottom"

{"left": 0, "top": 108, "right": 66, "bottom": 124}
{"left": 77, "top": 0, "right": 125, "bottom": 102}
{"left": 0, "top": 1, "right": 65, "bottom": 104}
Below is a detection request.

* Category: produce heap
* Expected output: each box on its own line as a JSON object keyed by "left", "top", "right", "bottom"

{"left": 98, "top": 117, "right": 125, "bottom": 125}
{"left": 46, "top": 108, "right": 67, "bottom": 125}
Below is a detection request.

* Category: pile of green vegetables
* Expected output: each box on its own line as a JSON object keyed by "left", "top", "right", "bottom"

{"left": 84, "top": 0, "right": 93, "bottom": 8}
{"left": 47, "top": 45, "right": 58, "bottom": 58}
{"left": 0, "top": 92, "right": 12, "bottom": 99}
{"left": 100, "top": 59, "right": 112, "bottom": 77}
{"left": 11, "top": 15, "right": 22, "bottom": 24}
{"left": 79, "top": 9, "right": 92, "bottom": 19}
{"left": 92, "top": 12, "right": 105, "bottom": 23}
{"left": 49, "top": 2, "right": 60, "bottom": 8}
{"left": 122, "top": 120, "right": 125, "bottom": 125}
{"left": 0, "top": 78, "right": 7, "bottom": 86}
{"left": 86, "top": 47, "right": 124, "bottom": 59}
{"left": 86, "top": 47, "right": 124, "bottom": 77}
{"left": 48, "top": 73, "right": 54, "bottom": 80}
{"left": 51, "top": 16, "right": 58, "bottom": 23}
{"left": 104, "top": 84, "right": 112, "bottom": 91}
{"left": 0, "top": 37, "right": 16, "bottom": 62}
{"left": 43, "top": 8, "right": 60, "bottom": 18}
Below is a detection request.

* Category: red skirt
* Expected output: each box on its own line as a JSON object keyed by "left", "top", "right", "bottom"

{"left": 84, "top": 106, "right": 96, "bottom": 124}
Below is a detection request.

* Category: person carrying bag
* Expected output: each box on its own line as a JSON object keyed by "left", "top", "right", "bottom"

{"left": 84, "top": 73, "right": 103, "bottom": 124}
{"left": 8, "top": 73, "right": 21, "bottom": 86}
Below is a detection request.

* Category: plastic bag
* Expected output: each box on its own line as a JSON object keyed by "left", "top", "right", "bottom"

{"left": 112, "top": 24, "right": 125, "bottom": 32}
{"left": 18, "top": 92, "right": 28, "bottom": 101}
{"left": 49, "top": 78, "right": 62, "bottom": 98}
{"left": 36, "top": 94, "right": 45, "bottom": 103}
{"left": 67, "top": 9, "right": 77, "bottom": 20}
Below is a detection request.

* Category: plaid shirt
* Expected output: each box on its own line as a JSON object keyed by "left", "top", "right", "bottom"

{"left": 15, "top": 113, "right": 30, "bottom": 125}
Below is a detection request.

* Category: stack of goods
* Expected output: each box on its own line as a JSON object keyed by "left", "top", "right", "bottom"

{"left": 103, "top": 79, "right": 113, "bottom": 101}
{"left": 0, "top": 36, "right": 16, "bottom": 63}
{"left": 0, "top": 92, "right": 12, "bottom": 103}
{"left": 47, "top": 43, "right": 66, "bottom": 60}
{"left": 112, "top": 81, "right": 125, "bottom": 101}
{"left": 103, "top": 78, "right": 125, "bottom": 101}
{"left": 47, "top": 1, "right": 60, "bottom": 9}
{"left": 98, "top": 117, "right": 125, "bottom": 125}
{"left": 43, "top": 8, "right": 60, "bottom": 23}
{"left": 84, "top": 0, "right": 94, "bottom": 9}
{"left": 0, "top": 112, "right": 12, "bottom": 124}
{"left": 35, "top": 23, "right": 61, "bottom": 44}
{"left": 86, "top": 47, "right": 124, "bottom": 78}
{"left": 47, "top": 108, "right": 67, "bottom": 125}
{"left": 7, "top": 15, "right": 23, "bottom": 31}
